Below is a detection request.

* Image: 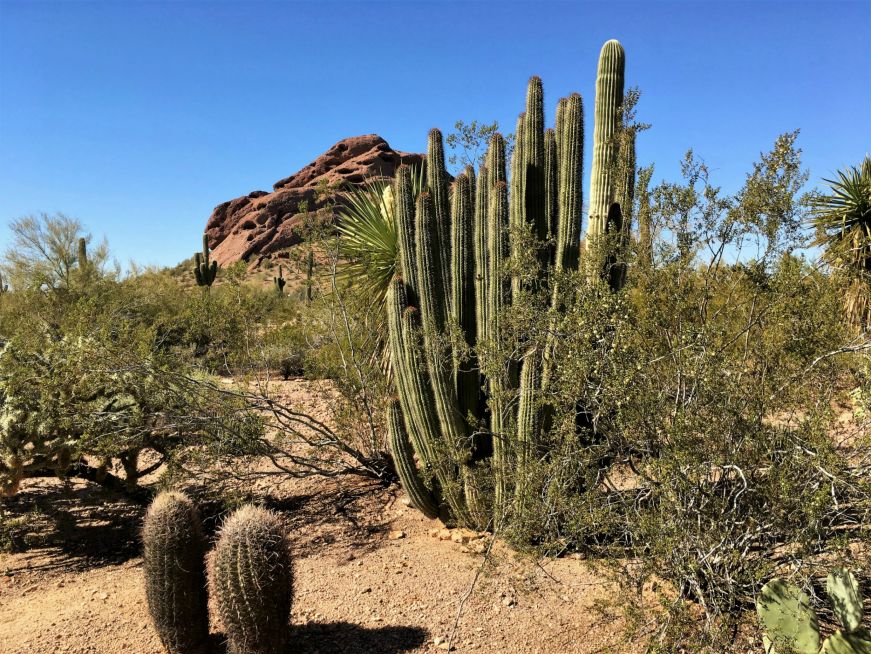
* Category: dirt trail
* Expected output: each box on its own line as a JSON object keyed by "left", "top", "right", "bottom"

{"left": 0, "top": 380, "right": 642, "bottom": 654}
{"left": 0, "top": 477, "right": 641, "bottom": 654}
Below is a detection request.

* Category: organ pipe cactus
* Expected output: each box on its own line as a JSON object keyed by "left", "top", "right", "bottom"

{"left": 756, "top": 570, "right": 871, "bottom": 654}
{"left": 143, "top": 492, "right": 210, "bottom": 654}
{"left": 386, "top": 40, "right": 632, "bottom": 528}
{"left": 587, "top": 39, "right": 626, "bottom": 272}
{"left": 193, "top": 234, "right": 218, "bottom": 288}
{"left": 213, "top": 505, "right": 293, "bottom": 654}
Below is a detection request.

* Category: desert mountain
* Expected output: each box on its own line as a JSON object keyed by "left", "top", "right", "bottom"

{"left": 204, "top": 134, "right": 424, "bottom": 266}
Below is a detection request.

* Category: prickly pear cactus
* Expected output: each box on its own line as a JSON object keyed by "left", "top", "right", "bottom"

{"left": 827, "top": 568, "right": 864, "bottom": 633}
{"left": 142, "top": 491, "right": 210, "bottom": 654}
{"left": 213, "top": 505, "right": 293, "bottom": 654}
{"left": 757, "top": 579, "right": 820, "bottom": 654}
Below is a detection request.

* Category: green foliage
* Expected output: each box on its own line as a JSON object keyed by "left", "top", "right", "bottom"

{"left": 143, "top": 491, "right": 209, "bottom": 654}
{"left": 213, "top": 505, "right": 292, "bottom": 654}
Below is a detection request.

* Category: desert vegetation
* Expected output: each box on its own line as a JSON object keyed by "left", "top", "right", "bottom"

{"left": 1, "top": 36, "right": 869, "bottom": 654}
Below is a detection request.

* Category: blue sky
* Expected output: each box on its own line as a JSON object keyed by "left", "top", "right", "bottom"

{"left": 1, "top": 0, "right": 869, "bottom": 268}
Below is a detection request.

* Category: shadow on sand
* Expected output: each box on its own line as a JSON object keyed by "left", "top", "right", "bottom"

{"left": 207, "top": 622, "right": 428, "bottom": 653}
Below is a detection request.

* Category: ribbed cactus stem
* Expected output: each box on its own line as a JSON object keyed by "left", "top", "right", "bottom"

{"left": 487, "top": 181, "right": 511, "bottom": 513}
{"left": 515, "top": 346, "right": 540, "bottom": 510}
{"left": 427, "top": 129, "right": 452, "bottom": 309}
{"left": 556, "top": 93, "right": 584, "bottom": 272}
{"left": 394, "top": 166, "right": 419, "bottom": 298}
{"left": 510, "top": 114, "right": 525, "bottom": 299}
{"left": 606, "top": 202, "right": 626, "bottom": 291}
{"left": 636, "top": 165, "right": 654, "bottom": 268}
{"left": 588, "top": 39, "right": 626, "bottom": 270}
{"left": 544, "top": 128, "right": 558, "bottom": 266}
{"left": 415, "top": 191, "right": 485, "bottom": 526}
{"left": 387, "top": 397, "right": 439, "bottom": 518}
{"left": 450, "top": 174, "right": 479, "bottom": 423}
{"left": 474, "top": 165, "right": 490, "bottom": 349}
{"left": 487, "top": 132, "right": 507, "bottom": 188}
{"left": 143, "top": 491, "right": 209, "bottom": 654}
{"left": 523, "top": 77, "right": 548, "bottom": 261}
{"left": 213, "top": 506, "right": 292, "bottom": 654}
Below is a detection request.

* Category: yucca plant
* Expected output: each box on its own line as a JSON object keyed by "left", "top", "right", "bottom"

{"left": 335, "top": 165, "right": 426, "bottom": 311}
{"left": 810, "top": 157, "right": 871, "bottom": 328}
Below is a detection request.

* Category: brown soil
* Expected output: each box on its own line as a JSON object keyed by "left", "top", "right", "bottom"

{"left": 0, "top": 383, "right": 643, "bottom": 654}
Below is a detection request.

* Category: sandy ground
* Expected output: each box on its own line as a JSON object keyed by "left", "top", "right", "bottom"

{"left": 0, "top": 381, "right": 643, "bottom": 654}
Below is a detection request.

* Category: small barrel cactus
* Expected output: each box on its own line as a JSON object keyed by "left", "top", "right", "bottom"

{"left": 142, "top": 491, "right": 210, "bottom": 654}
{"left": 757, "top": 568, "right": 870, "bottom": 654}
{"left": 213, "top": 505, "right": 293, "bottom": 654}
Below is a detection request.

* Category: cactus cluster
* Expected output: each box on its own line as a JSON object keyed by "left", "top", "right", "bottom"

{"left": 756, "top": 569, "right": 870, "bottom": 653}
{"left": 194, "top": 234, "right": 218, "bottom": 288}
{"left": 142, "top": 494, "right": 293, "bottom": 654}
{"left": 386, "top": 40, "right": 634, "bottom": 527}
{"left": 143, "top": 492, "right": 210, "bottom": 654}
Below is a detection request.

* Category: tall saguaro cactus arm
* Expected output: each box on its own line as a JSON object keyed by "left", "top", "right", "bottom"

{"left": 587, "top": 39, "right": 626, "bottom": 264}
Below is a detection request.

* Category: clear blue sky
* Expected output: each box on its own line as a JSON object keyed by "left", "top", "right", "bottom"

{"left": 1, "top": 0, "right": 869, "bottom": 268}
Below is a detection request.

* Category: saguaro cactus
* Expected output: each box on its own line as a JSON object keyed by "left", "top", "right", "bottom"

{"left": 587, "top": 39, "right": 626, "bottom": 269}
{"left": 385, "top": 40, "right": 632, "bottom": 528}
{"left": 213, "top": 505, "right": 293, "bottom": 654}
{"left": 273, "top": 265, "right": 286, "bottom": 295}
{"left": 142, "top": 491, "right": 209, "bottom": 654}
{"left": 194, "top": 234, "right": 218, "bottom": 288}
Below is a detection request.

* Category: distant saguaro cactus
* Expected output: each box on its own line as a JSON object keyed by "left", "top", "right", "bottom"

{"left": 273, "top": 265, "right": 287, "bottom": 295}
{"left": 213, "top": 505, "right": 293, "bottom": 654}
{"left": 194, "top": 234, "right": 218, "bottom": 289}
{"left": 142, "top": 491, "right": 209, "bottom": 654}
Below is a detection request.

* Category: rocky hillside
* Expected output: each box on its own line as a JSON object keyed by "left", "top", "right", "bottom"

{"left": 204, "top": 135, "right": 423, "bottom": 266}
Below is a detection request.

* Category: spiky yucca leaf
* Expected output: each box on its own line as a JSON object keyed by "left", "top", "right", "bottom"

{"left": 336, "top": 166, "right": 426, "bottom": 310}
{"left": 810, "top": 157, "right": 871, "bottom": 327}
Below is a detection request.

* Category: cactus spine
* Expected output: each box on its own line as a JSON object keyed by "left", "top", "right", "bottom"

{"left": 143, "top": 491, "right": 209, "bottom": 654}
{"left": 273, "top": 265, "right": 286, "bottom": 295}
{"left": 194, "top": 234, "right": 218, "bottom": 289}
{"left": 385, "top": 41, "right": 632, "bottom": 528}
{"left": 587, "top": 39, "right": 626, "bottom": 272}
{"left": 213, "top": 506, "right": 293, "bottom": 654}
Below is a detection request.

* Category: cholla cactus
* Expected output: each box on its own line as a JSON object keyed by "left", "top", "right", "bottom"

{"left": 756, "top": 569, "right": 870, "bottom": 653}
{"left": 142, "top": 491, "right": 210, "bottom": 654}
{"left": 213, "top": 505, "right": 293, "bottom": 654}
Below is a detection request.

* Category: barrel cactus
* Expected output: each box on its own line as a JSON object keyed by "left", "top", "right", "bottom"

{"left": 385, "top": 39, "right": 634, "bottom": 528}
{"left": 756, "top": 569, "right": 870, "bottom": 653}
{"left": 142, "top": 491, "right": 210, "bottom": 654}
{"left": 213, "top": 505, "right": 293, "bottom": 654}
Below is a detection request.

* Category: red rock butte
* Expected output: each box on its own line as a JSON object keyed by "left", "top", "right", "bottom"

{"left": 204, "top": 134, "right": 424, "bottom": 266}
